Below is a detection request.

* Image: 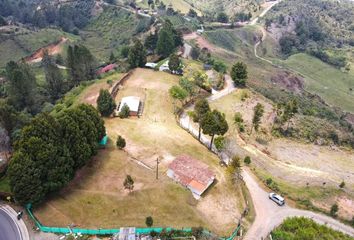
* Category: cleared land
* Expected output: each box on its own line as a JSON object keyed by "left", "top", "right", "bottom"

{"left": 283, "top": 53, "right": 354, "bottom": 113}
{"left": 35, "top": 68, "right": 245, "bottom": 235}
{"left": 210, "top": 89, "right": 354, "bottom": 220}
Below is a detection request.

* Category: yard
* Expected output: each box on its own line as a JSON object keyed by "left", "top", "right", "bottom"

{"left": 34, "top": 68, "right": 245, "bottom": 235}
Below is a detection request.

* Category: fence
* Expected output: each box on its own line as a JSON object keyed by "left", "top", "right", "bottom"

{"left": 110, "top": 70, "right": 134, "bottom": 99}
{"left": 26, "top": 204, "right": 241, "bottom": 238}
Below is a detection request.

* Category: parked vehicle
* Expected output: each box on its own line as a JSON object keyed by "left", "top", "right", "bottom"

{"left": 269, "top": 192, "right": 285, "bottom": 206}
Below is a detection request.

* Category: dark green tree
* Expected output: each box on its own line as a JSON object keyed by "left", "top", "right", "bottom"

{"left": 144, "top": 32, "right": 158, "bottom": 51}
{"left": 157, "top": 27, "right": 175, "bottom": 57}
{"left": 116, "top": 135, "right": 126, "bottom": 149}
{"left": 0, "top": 15, "right": 6, "bottom": 26}
{"left": 330, "top": 203, "right": 338, "bottom": 217}
{"left": 145, "top": 216, "right": 153, "bottom": 227}
{"left": 124, "top": 175, "right": 134, "bottom": 191}
{"left": 5, "top": 61, "right": 37, "bottom": 112}
{"left": 252, "top": 103, "right": 264, "bottom": 132}
{"left": 168, "top": 53, "right": 181, "bottom": 72}
{"left": 217, "top": 12, "right": 229, "bottom": 23}
{"left": 119, "top": 104, "right": 130, "bottom": 118}
{"left": 97, "top": 89, "right": 116, "bottom": 117}
{"left": 42, "top": 50, "right": 64, "bottom": 101}
{"left": 128, "top": 39, "right": 147, "bottom": 69}
{"left": 201, "top": 110, "right": 229, "bottom": 149}
{"left": 109, "top": 52, "right": 116, "bottom": 63}
{"left": 193, "top": 99, "right": 210, "bottom": 140}
{"left": 231, "top": 62, "right": 248, "bottom": 86}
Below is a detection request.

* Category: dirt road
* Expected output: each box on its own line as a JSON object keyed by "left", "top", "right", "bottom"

{"left": 250, "top": 0, "right": 282, "bottom": 25}
{"left": 242, "top": 169, "right": 354, "bottom": 239}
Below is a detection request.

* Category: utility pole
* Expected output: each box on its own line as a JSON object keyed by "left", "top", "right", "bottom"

{"left": 156, "top": 157, "right": 160, "bottom": 180}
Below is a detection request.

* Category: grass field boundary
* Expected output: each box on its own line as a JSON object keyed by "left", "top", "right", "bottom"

{"left": 26, "top": 204, "right": 241, "bottom": 238}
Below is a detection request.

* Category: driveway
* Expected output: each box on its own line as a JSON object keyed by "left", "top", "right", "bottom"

{"left": 242, "top": 169, "right": 354, "bottom": 239}
{"left": 0, "top": 205, "right": 29, "bottom": 240}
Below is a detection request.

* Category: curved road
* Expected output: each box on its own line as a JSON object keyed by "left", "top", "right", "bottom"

{"left": 242, "top": 169, "right": 354, "bottom": 239}
{"left": 0, "top": 205, "right": 29, "bottom": 240}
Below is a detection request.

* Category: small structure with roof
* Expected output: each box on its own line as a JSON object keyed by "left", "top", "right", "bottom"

{"left": 118, "top": 96, "right": 141, "bottom": 116}
{"left": 97, "top": 63, "right": 117, "bottom": 75}
{"left": 167, "top": 155, "right": 215, "bottom": 199}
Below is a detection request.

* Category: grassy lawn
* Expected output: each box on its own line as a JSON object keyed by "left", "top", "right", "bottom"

{"left": 35, "top": 68, "right": 245, "bottom": 235}
{"left": 283, "top": 53, "right": 354, "bottom": 113}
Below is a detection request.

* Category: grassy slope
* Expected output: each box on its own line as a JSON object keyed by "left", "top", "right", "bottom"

{"left": 81, "top": 7, "right": 149, "bottom": 61}
{"left": 0, "top": 28, "right": 78, "bottom": 68}
{"left": 283, "top": 53, "right": 354, "bottom": 113}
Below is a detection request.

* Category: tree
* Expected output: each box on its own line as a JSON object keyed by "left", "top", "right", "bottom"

{"left": 124, "top": 175, "right": 134, "bottom": 191}
{"left": 229, "top": 156, "right": 242, "bottom": 183}
{"left": 119, "top": 104, "right": 130, "bottom": 118}
{"left": 231, "top": 62, "right": 248, "bottom": 86}
{"left": 169, "top": 86, "right": 188, "bottom": 105}
{"left": 244, "top": 156, "right": 251, "bottom": 165}
{"left": 252, "top": 103, "right": 264, "bottom": 132}
{"left": 128, "top": 39, "right": 147, "bottom": 69}
{"left": 217, "top": 12, "right": 229, "bottom": 23}
{"left": 156, "top": 26, "right": 175, "bottom": 57}
{"left": 193, "top": 99, "right": 210, "bottom": 140}
{"left": 5, "top": 61, "right": 37, "bottom": 112}
{"left": 66, "top": 45, "right": 96, "bottom": 86}
{"left": 212, "top": 60, "right": 227, "bottom": 73}
{"left": 179, "top": 77, "right": 196, "bottom": 98}
{"left": 168, "top": 53, "right": 181, "bottom": 72}
{"left": 144, "top": 32, "right": 158, "bottom": 51}
{"left": 187, "top": 9, "right": 197, "bottom": 18}
{"left": 330, "top": 203, "right": 338, "bottom": 217}
{"left": 201, "top": 110, "right": 228, "bottom": 149}
{"left": 116, "top": 135, "right": 126, "bottom": 149}
{"left": 190, "top": 44, "right": 201, "bottom": 60}
{"left": 42, "top": 50, "right": 64, "bottom": 101}
{"left": 145, "top": 216, "right": 153, "bottom": 227}
{"left": 109, "top": 52, "right": 116, "bottom": 63}
{"left": 97, "top": 89, "right": 116, "bottom": 117}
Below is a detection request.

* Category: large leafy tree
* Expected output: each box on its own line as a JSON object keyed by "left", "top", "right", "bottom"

{"left": 97, "top": 89, "right": 116, "bottom": 117}
{"left": 42, "top": 50, "right": 64, "bottom": 101}
{"left": 5, "top": 61, "right": 38, "bottom": 112}
{"left": 193, "top": 99, "right": 210, "bottom": 140}
{"left": 156, "top": 20, "right": 183, "bottom": 57}
{"left": 231, "top": 62, "right": 248, "bottom": 86}
{"left": 169, "top": 85, "right": 188, "bottom": 105}
{"left": 8, "top": 104, "right": 105, "bottom": 205}
{"left": 128, "top": 39, "right": 147, "bottom": 69}
{"left": 201, "top": 110, "right": 228, "bottom": 149}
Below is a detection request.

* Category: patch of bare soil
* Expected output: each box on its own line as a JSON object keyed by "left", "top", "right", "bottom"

{"left": 25, "top": 37, "right": 68, "bottom": 63}
{"left": 337, "top": 196, "right": 354, "bottom": 219}
{"left": 344, "top": 113, "right": 354, "bottom": 127}
{"left": 270, "top": 71, "right": 304, "bottom": 93}
{"left": 184, "top": 32, "right": 218, "bottom": 52}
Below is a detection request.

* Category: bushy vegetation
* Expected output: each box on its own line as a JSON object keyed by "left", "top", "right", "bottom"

{"left": 8, "top": 104, "right": 105, "bottom": 205}
{"left": 267, "top": 0, "right": 354, "bottom": 68}
{"left": 272, "top": 217, "right": 353, "bottom": 240}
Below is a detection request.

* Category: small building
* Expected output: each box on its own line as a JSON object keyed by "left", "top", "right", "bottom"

{"left": 167, "top": 155, "right": 215, "bottom": 199}
{"left": 145, "top": 62, "right": 157, "bottom": 69}
{"left": 118, "top": 96, "right": 141, "bottom": 116}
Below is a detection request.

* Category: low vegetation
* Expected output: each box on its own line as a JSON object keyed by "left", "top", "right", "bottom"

{"left": 271, "top": 217, "right": 353, "bottom": 240}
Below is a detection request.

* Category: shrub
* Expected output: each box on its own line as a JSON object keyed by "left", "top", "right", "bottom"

{"left": 145, "top": 216, "right": 153, "bottom": 227}
{"left": 214, "top": 136, "right": 225, "bottom": 151}
{"left": 339, "top": 181, "right": 345, "bottom": 188}
{"left": 119, "top": 104, "right": 130, "bottom": 118}
{"left": 330, "top": 203, "right": 338, "bottom": 217}
{"left": 266, "top": 178, "right": 273, "bottom": 186}
{"left": 116, "top": 135, "right": 126, "bottom": 149}
{"left": 244, "top": 156, "right": 251, "bottom": 164}
{"left": 123, "top": 175, "right": 134, "bottom": 191}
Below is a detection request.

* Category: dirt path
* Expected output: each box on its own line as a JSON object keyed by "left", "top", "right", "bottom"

{"left": 25, "top": 37, "right": 68, "bottom": 63}
{"left": 250, "top": 0, "right": 282, "bottom": 26}
{"left": 242, "top": 169, "right": 354, "bottom": 239}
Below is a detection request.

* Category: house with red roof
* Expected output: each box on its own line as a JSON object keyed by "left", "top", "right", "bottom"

{"left": 167, "top": 155, "right": 215, "bottom": 199}
{"left": 97, "top": 63, "right": 117, "bottom": 75}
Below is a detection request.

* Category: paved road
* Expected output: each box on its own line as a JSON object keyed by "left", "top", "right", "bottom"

{"left": 0, "top": 205, "right": 29, "bottom": 240}
{"left": 242, "top": 169, "right": 354, "bottom": 239}
{"left": 182, "top": 42, "right": 192, "bottom": 59}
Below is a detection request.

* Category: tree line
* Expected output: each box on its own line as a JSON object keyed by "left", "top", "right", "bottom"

{"left": 8, "top": 104, "right": 105, "bottom": 205}
{"left": 0, "top": 44, "right": 97, "bottom": 145}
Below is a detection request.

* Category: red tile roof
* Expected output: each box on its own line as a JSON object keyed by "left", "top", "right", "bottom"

{"left": 168, "top": 155, "right": 215, "bottom": 191}
{"left": 98, "top": 64, "right": 117, "bottom": 75}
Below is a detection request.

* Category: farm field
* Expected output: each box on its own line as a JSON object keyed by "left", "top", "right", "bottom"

{"left": 283, "top": 53, "right": 354, "bottom": 113}
{"left": 209, "top": 90, "right": 354, "bottom": 220}
{"left": 34, "top": 68, "right": 246, "bottom": 235}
